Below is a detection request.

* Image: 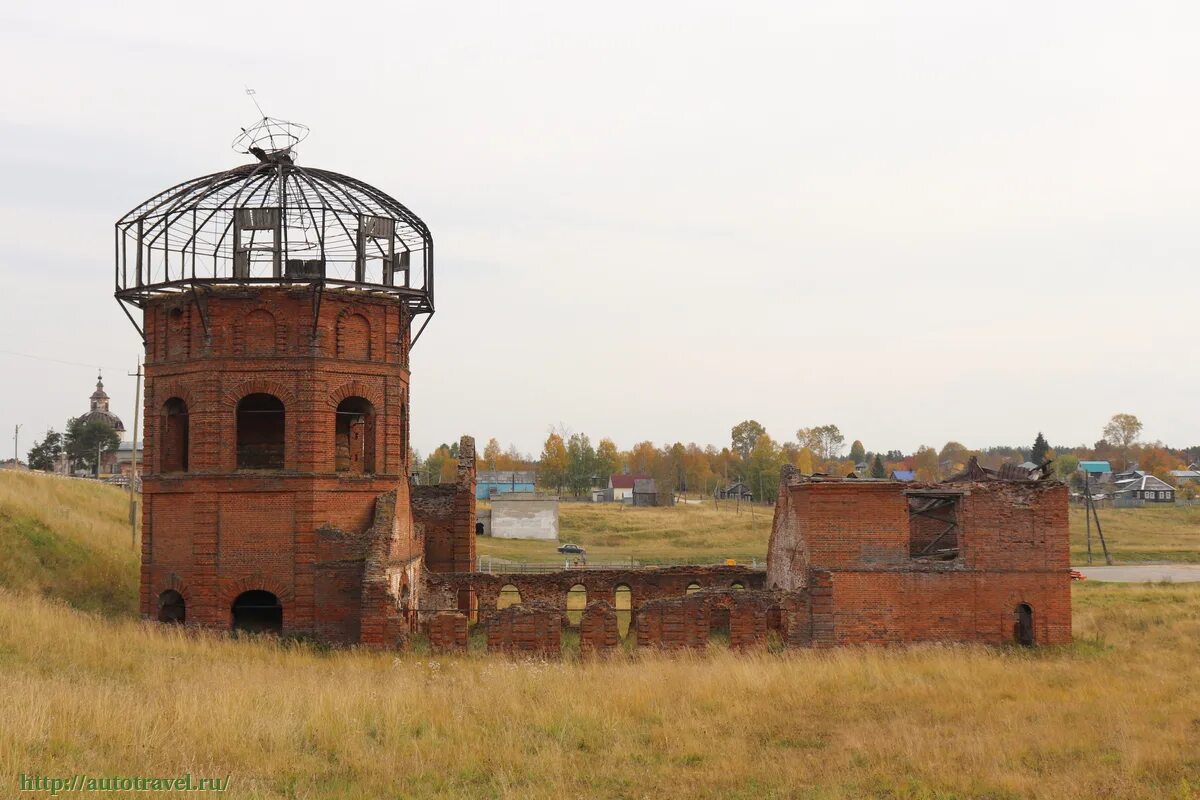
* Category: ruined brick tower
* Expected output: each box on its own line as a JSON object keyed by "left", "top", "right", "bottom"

{"left": 115, "top": 117, "right": 440, "bottom": 644}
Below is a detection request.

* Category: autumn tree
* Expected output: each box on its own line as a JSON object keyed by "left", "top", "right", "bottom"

{"left": 483, "top": 438, "right": 502, "bottom": 471}
{"left": 742, "top": 433, "right": 784, "bottom": 503}
{"left": 731, "top": 420, "right": 766, "bottom": 460}
{"left": 565, "top": 433, "right": 598, "bottom": 496}
{"left": 595, "top": 438, "right": 620, "bottom": 483}
{"left": 849, "top": 440, "right": 866, "bottom": 465}
{"left": 1030, "top": 432, "right": 1050, "bottom": 464}
{"left": 913, "top": 445, "right": 940, "bottom": 481}
{"left": 1103, "top": 413, "right": 1143, "bottom": 469}
{"left": 796, "top": 424, "right": 845, "bottom": 469}
{"left": 538, "top": 431, "right": 569, "bottom": 493}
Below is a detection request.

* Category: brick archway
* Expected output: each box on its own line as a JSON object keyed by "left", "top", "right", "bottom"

{"left": 326, "top": 380, "right": 384, "bottom": 410}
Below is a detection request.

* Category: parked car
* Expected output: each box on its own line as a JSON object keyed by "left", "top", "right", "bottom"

{"left": 557, "top": 543, "right": 586, "bottom": 555}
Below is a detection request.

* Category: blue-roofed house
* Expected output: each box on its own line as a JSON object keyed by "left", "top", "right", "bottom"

{"left": 476, "top": 470, "right": 537, "bottom": 500}
{"left": 890, "top": 470, "right": 916, "bottom": 481}
{"left": 1078, "top": 461, "right": 1112, "bottom": 482}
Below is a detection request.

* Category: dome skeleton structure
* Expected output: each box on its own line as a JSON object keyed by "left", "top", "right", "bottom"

{"left": 114, "top": 117, "right": 434, "bottom": 343}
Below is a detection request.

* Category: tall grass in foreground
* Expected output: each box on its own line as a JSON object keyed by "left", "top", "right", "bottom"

{"left": 0, "top": 471, "right": 138, "bottom": 615}
{"left": 1, "top": 582, "right": 1198, "bottom": 799}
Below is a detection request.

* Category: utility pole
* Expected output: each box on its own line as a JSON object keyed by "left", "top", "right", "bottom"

{"left": 129, "top": 359, "right": 142, "bottom": 551}
{"left": 12, "top": 424, "right": 20, "bottom": 468}
{"left": 1084, "top": 472, "right": 1093, "bottom": 565}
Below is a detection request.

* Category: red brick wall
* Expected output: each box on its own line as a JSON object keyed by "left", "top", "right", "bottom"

{"left": 580, "top": 600, "right": 619, "bottom": 654}
{"left": 486, "top": 603, "right": 561, "bottom": 656}
{"left": 768, "top": 476, "right": 1072, "bottom": 648}
{"left": 414, "top": 436, "right": 476, "bottom": 574}
{"left": 139, "top": 288, "right": 416, "bottom": 643}
{"left": 422, "top": 566, "right": 766, "bottom": 624}
{"left": 636, "top": 596, "right": 710, "bottom": 650}
{"left": 428, "top": 612, "right": 469, "bottom": 653}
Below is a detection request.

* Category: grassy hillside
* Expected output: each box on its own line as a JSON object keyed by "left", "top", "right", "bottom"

{"left": 479, "top": 497, "right": 1200, "bottom": 566}
{"left": 0, "top": 583, "right": 1196, "bottom": 798}
{"left": 0, "top": 471, "right": 139, "bottom": 616}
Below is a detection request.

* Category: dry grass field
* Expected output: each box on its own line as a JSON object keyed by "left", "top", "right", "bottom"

{"left": 2, "top": 472, "right": 1200, "bottom": 798}
{"left": 1, "top": 582, "right": 1198, "bottom": 798}
{"left": 478, "top": 495, "right": 1200, "bottom": 566}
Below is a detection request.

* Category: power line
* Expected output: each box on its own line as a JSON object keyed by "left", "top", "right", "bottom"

{"left": 0, "top": 349, "right": 121, "bottom": 371}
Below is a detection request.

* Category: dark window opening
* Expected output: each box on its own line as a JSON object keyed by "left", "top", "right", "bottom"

{"left": 157, "top": 590, "right": 186, "bottom": 624}
{"left": 161, "top": 398, "right": 189, "bottom": 472}
{"left": 457, "top": 588, "right": 478, "bottom": 623}
{"left": 231, "top": 590, "right": 283, "bottom": 634}
{"left": 237, "top": 393, "right": 284, "bottom": 470}
{"left": 1014, "top": 603, "right": 1034, "bottom": 646}
{"left": 475, "top": 522, "right": 484, "bottom": 536}
{"left": 335, "top": 397, "right": 375, "bottom": 473}
{"left": 907, "top": 492, "right": 961, "bottom": 560}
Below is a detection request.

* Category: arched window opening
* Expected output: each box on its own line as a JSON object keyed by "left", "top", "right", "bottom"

{"left": 731, "top": 582, "right": 745, "bottom": 591}
{"left": 1014, "top": 603, "right": 1034, "bottom": 647}
{"left": 236, "top": 393, "right": 285, "bottom": 470}
{"left": 475, "top": 522, "right": 484, "bottom": 536}
{"left": 685, "top": 582, "right": 702, "bottom": 595}
{"left": 161, "top": 398, "right": 189, "bottom": 472}
{"left": 615, "top": 584, "right": 632, "bottom": 639}
{"left": 497, "top": 584, "right": 522, "bottom": 610}
{"left": 567, "top": 584, "right": 587, "bottom": 626}
{"left": 335, "top": 397, "right": 375, "bottom": 473}
{"left": 157, "top": 590, "right": 186, "bottom": 624}
{"left": 231, "top": 590, "right": 283, "bottom": 634}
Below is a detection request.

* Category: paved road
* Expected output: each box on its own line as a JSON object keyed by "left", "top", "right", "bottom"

{"left": 1074, "top": 564, "right": 1200, "bottom": 583}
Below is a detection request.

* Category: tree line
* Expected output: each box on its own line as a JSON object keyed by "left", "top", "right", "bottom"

{"left": 416, "top": 412, "right": 1199, "bottom": 502}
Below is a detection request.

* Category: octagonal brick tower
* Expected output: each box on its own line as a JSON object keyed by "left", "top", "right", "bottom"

{"left": 114, "top": 118, "right": 439, "bottom": 645}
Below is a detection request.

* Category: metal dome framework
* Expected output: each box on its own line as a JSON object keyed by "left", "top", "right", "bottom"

{"left": 114, "top": 158, "right": 434, "bottom": 342}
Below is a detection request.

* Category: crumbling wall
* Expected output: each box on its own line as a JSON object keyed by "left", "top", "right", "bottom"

{"left": 636, "top": 595, "right": 710, "bottom": 650}
{"left": 422, "top": 565, "right": 766, "bottom": 624}
{"left": 580, "top": 600, "right": 619, "bottom": 654}
{"left": 487, "top": 602, "right": 562, "bottom": 656}
{"left": 415, "top": 435, "right": 476, "bottom": 573}
{"left": 428, "top": 611, "right": 469, "bottom": 653}
{"left": 767, "top": 475, "right": 1072, "bottom": 648}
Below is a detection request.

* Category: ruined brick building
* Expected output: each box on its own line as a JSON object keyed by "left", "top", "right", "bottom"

{"left": 115, "top": 119, "right": 1070, "bottom": 651}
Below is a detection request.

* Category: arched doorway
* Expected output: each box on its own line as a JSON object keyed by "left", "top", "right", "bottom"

{"left": 231, "top": 590, "right": 283, "bottom": 634}
{"left": 614, "top": 584, "right": 632, "bottom": 639}
{"left": 157, "top": 590, "right": 186, "bottom": 624}
{"left": 1014, "top": 603, "right": 1034, "bottom": 646}
{"left": 567, "top": 584, "right": 587, "bottom": 626}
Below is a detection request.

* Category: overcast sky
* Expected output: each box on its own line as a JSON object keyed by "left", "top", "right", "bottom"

{"left": 1, "top": 1, "right": 1197, "bottom": 460}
